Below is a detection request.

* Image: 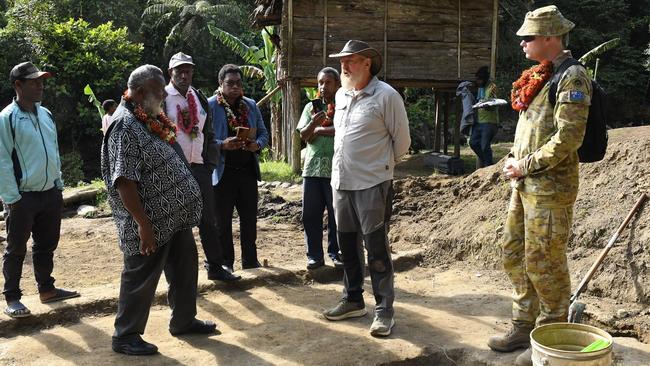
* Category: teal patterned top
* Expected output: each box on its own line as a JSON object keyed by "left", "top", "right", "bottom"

{"left": 296, "top": 103, "right": 335, "bottom": 178}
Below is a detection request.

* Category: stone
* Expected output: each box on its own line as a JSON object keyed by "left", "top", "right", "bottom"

{"left": 77, "top": 205, "right": 98, "bottom": 218}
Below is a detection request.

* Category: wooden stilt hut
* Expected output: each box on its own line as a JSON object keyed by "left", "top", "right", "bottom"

{"left": 251, "top": 0, "right": 499, "bottom": 172}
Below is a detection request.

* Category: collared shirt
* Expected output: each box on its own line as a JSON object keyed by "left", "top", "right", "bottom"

{"left": 101, "top": 113, "right": 113, "bottom": 135}
{"left": 164, "top": 83, "right": 207, "bottom": 164}
{"left": 101, "top": 100, "right": 202, "bottom": 256}
{"left": 331, "top": 77, "right": 411, "bottom": 191}
{"left": 0, "top": 100, "right": 63, "bottom": 204}
{"left": 207, "top": 96, "right": 269, "bottom": 185}
{"left": 296, "top": 103, "right": 335, "bottom": 178}
{"left": 510, "top": 50, "right": 592, "bottom": 207}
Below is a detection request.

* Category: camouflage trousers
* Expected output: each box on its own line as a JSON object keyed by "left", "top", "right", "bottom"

{"left": 502, "top": 189, "right": 573, "bottom": 327}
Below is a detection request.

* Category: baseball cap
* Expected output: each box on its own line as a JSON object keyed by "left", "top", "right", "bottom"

{"left": 10, "top": 62, "right": 52, "bottom": 83}
{"left": 168, "top": 52, "right": 195, "bottom": 69}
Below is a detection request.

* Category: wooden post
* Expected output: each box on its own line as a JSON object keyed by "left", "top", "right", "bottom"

{"left": 283, "top": 78, "right": 302, "bottom": 173}
{"left": 443, "top": 92, "right": 450, "bottom": 155}
{"left": 454, "top": 95, "right": 462, "bottom": 158}
{"left": 443, "top": 93, "right": 449, "bottom": 155}
{"left": 433, "top": 91, "right": 441, "bottom": 152}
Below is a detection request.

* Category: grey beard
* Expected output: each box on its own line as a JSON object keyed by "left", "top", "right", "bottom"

{"left": 142, "top": 96, "right": 163, "bottom": 116}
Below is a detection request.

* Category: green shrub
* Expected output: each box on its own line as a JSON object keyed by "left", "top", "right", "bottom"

{"left": 60, "top": 151, "right": 85, "bottom": 187}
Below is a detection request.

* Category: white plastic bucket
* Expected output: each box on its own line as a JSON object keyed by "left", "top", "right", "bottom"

{"left": 530, "top": 323, "right": 613, "bottom": 366}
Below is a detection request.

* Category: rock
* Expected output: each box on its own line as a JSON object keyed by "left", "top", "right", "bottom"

{"left": 77, "top": 205, "right": 98, "bottom": 218}
{"left": 280, "top": 182, "right": 291, "bottom": 188}
{"left": 257, "top": 181, "right": 266, "bottom": 187}
{"left": 270, "top": 181, "right": 281, "bottom": 188}
{"left": 615, "top": 309, "right": 632, "bottom": 319}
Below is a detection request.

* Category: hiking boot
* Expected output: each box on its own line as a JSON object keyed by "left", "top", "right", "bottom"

{"left": 515, "top": 348, "right": 532, "bottom": 366}
{"left": 323, "top": 300, "right": 367, "bottom": 321}
{"left": 369, "top": 315, "right": 395, "bottom": 337}
{"left": 487, "top": 323, "right": 533, "bottom": 352}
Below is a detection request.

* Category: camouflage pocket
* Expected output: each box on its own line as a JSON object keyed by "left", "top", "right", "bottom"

{"left": 523, "top": 175, "right": 556, "bottom": 195}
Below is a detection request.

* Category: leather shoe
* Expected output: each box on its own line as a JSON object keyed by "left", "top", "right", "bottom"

{"left": 171, "top": 319, "right": 217, "bottom": 336}
{"left": 242, "top": 260, "right": 262, "bottom": 269}
{"left": 307, "top": 258, "right": 325, "bottom": 270}
{"left": 208, "top": 268, "right": 241, "bottom": 282}
{"left": 112, "top": 337, "right": 158, "bottom": 355}
{"left": 222, "top": 265, "right": 235, "bottom": 273}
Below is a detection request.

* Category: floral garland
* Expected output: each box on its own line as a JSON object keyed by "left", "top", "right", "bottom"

{"left": 321, "top": 102, "right": 335, "bottom": 127}
{"left": 123, "top": 93, "right": 176, "bottom": 144}
{"left": 510, "top": 61, "right": 554, "bottom": 112}
{"left": 215, "top": 89, "right": 248, "bottom": 132}
{"left": 176, "top": 90, "right": 200, "bottom": 139}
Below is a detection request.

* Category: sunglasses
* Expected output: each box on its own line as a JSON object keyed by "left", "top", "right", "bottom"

{"left": 521, "top": 35, "right": 536, "bottom": 43}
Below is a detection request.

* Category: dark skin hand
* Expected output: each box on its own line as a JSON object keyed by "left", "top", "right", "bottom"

{"left": 115, "top": 177, "right": 156, "bottom": 256}
{"left": 299, "top": 111, "right": 336, "bottom": 143}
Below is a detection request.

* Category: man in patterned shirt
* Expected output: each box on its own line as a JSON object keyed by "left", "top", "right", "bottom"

{"left": 102, "top": 65, "right": 216, "bottom": 356}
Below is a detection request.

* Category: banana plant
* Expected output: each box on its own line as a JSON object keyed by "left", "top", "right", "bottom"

{"left": 579, "top": 38, "right": 620, "bottom": 81}
{"left": 209, "top": 24, "right": 280, "bottom": 104}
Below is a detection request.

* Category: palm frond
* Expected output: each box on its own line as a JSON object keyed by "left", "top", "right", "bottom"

{"left": 142, "top": 1, "right": 187, "bottom": 17}
{"left": 579, "top": 38, "right": 621, "bottom": 65}
{"left": 240, "top": 65, "right": 264, "bottom": 79}
{"left": 198, "top": 4, "right": 241, "bottom": 18}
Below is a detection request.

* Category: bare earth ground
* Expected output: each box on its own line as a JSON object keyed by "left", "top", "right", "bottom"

{"left": 0, "top": 126, "right": 649, "bottom": 365}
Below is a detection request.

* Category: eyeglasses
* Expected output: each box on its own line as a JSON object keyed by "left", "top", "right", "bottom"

{"left": 224, "top": 80, "right": 243, "bottom": 87}
{"left": 521, "top": 35, "right": 536, "bottom": 43}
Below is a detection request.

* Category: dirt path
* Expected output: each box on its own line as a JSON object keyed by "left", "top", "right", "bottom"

{"left": 2, "top": 267, "right": 649, "bottom": 365}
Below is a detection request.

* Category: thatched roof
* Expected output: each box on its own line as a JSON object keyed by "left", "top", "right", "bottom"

{"left": 250, "top": 0, "right": 282, "bottom": 29}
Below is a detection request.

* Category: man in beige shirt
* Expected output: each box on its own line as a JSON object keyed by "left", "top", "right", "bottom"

{"left": 323, "top": 40, "right": 410, "bottom": 337}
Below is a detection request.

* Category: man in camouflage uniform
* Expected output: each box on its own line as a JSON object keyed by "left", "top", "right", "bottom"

{"left": 487, "top": 6, "right": 592, "bottom": 366}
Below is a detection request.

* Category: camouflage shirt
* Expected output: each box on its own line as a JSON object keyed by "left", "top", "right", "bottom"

{"left": 510, "top": 51, "right": 592, "bottom": 207}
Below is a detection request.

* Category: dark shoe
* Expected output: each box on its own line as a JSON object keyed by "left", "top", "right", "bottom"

{"left": 222, "top": 265, "right": 235, "bottom": 274}
{"left": 323, "top": 299, "right": 367, "bottom": 321}
{"left": 515, "top": 348, "right": 532, "bottom": 366}
{"left": 487, "top": 323, "right": 533, "bottom": 352}
{"left": 208, "top": 268, "right": 241, "bottom": 282}
{"left": 4, "top": 301, "right": 32, "bottom": 318}
{"left": 112, "top": 336, "right": 158, "bottom": 356}
{"left": 171, "top": 319, "right": 217, "bottom": 336}
{"left": 331, "top": 256, "right": 344, "bottom": 269}
{"left": 242, "top": 260, "right": 262, "bottom": 269}
{"left": 40, "top": 288, "right": 80, "bottom": 304}
{"left": 307, "top": 258, "right": 325, "bottom": 270}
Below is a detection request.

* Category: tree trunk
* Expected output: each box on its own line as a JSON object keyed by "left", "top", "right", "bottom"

{"left": 270, "top": 102, "right": 282, "bottom": 160}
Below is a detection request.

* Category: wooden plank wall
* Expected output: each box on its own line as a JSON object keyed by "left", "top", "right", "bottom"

{"left": 283, "top": 0, "right": 495, "bottom": 86}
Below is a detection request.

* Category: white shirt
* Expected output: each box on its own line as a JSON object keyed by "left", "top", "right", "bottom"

{"left": 331, "top": 77, "right": 411, "bottom": 191}
{"left": 164, "top": 83, "right": 207, "bottom": 164}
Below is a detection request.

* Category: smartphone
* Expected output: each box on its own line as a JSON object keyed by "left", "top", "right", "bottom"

{"left": 311, "top": 99, "right": 324, "bottom": 113}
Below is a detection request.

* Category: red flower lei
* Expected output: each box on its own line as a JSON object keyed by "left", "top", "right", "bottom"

{"left": 215, "top": 89, "right": 248, "bottom": 132}
{"left": 321, "top": 102, "right": 335, "bottom": 127}
{"left": 176, "top": 90, "right": 200, "bottom": 139}
{"left": 510, "top": 61, "right": 554, "bottom": 112}
{"left": 123, "top": 93, "right": 177, "bottom": 144}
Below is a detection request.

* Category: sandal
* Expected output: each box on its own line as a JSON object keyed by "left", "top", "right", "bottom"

{"left": 39, "top": 288, "right": 80, "bottom": 304}
{"left": 4, "top": 301, "right": 32, "bottom": 318}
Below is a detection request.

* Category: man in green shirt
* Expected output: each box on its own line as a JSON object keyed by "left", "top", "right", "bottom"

{"left": 470, "top": 66, "right": 499, "bottom": 167}
{"left": 296, "top": 67, "right": 342, "bottom": 270}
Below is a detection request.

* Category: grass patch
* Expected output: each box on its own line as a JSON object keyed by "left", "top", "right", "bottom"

{"left": 260, "top": 160, "right": 302, "bottom": 184}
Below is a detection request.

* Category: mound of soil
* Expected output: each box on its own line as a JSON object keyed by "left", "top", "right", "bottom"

{"left": 257, "top": 189, "right": 303, "bottom": 224}
{"left": 390, "top": 126, "right": 650, "bottom": 305}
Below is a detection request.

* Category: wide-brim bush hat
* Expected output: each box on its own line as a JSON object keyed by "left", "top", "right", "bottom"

{"left": 329, "top": 40, "right": 382, "bottom": 76}
{"left": 516, "top": 5, "right": 575, "bottom": 36}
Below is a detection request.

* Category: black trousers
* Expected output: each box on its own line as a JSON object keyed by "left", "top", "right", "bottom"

{"left": 214, "top": 165, "right": 258, "bottom": 268}
{"left": 113, "top": 228, "right": 198, "bottom": 340}
{"left": 191, "top": 164, "right": 225, "bottom": 273}
{"left": 2, "top": 188, "right": 62, "bottom": 302}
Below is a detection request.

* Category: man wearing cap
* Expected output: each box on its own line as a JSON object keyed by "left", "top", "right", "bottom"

{"left": 323, "top": 40, "right": 410, "bottom": 337}
{"left": 470, "top": 66, "right": 500, "bottom": 168}
{"left": 0, "top": 62, "right": 80, "bottom": 318}
{"left": 164, "top": 52, "right": 239, "bottom": 282}
{"left": 488, "top": 6, "right": 592, "bottom": 366}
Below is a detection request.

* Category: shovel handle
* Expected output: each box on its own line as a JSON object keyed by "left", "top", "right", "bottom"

{"left": 571, "top": 193, "right": 648, "bottom": 302}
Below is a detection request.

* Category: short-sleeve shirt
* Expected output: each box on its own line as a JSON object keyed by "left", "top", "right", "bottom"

{"left": 100, "top": 100, "right": 202, "bottom": 256}
{"left": 295, "top": 103, "right": 335, "bottom": 178}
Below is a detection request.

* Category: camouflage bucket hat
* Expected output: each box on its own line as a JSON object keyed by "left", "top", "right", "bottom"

{"left": 516, "top": 5, "right": 575, "bottom": 37}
